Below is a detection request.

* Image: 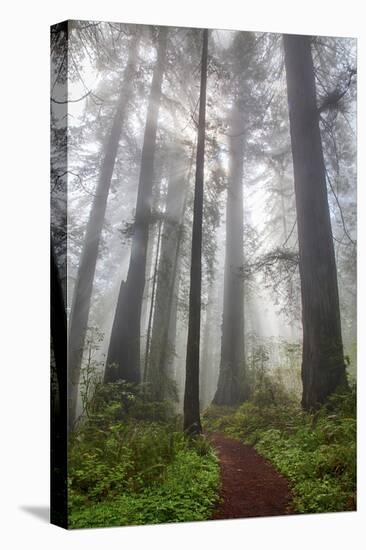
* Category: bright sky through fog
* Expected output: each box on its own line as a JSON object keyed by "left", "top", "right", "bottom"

{"left": 68, "top": 52, "right": 101, "bottom": 124}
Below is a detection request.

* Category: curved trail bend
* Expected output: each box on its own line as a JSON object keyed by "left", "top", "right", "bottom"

{"left": 209, "top": 433, "right": 293, "bottom": 520}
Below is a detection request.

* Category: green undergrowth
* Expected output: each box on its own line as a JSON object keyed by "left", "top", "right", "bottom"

{"left": 68, "top": 381, "right": 219, "bottom": 528}
{"left": 203, "top": 386, "right": 356, "bottom": 514}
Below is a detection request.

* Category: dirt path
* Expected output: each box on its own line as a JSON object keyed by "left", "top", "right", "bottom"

{"left": 209, "top": 433, "right": 293, "bottom": 520}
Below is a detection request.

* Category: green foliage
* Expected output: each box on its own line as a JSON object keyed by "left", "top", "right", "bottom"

{"left": 68, "top": 381, "right": 219, "bottom": 528}
{"left": 204, "top": 386, "right": 356, "bottom": 514}
{"left": 69, "top": 447, "right": 219, "bottom": 528}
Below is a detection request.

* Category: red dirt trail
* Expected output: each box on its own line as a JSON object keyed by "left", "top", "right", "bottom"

{"left": 209, "top": 433, "right": 293, "bottom": 520}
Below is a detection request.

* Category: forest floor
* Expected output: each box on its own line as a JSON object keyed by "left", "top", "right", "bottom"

{"left": 209, "top": 433, "right": 293, "bottom": 519}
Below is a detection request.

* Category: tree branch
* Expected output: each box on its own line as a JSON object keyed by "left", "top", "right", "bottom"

{"left": 51, "top": 90, "right": 92, "bottom": 104}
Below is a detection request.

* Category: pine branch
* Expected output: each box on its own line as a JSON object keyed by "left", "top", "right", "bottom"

{"left": 318, "top": 68, "right": 356, "bottom": 114}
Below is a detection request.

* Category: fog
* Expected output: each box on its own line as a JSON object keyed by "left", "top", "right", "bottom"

{"left": 51, "top": 22, "right": 356, "bottom": 423}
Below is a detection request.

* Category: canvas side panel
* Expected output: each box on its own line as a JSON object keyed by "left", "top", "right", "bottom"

{"left": 50, "top": 20, "right": 69, "bottom": 530}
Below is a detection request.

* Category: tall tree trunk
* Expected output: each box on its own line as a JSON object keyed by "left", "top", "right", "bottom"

{"left": 140, "top": 231, "right": 155, "bottom": 340}
{"left": 140, "top": 156, "right": 165, "bottom": 341}
{"left": 67, "top": 34, "right": 139, "bottom": 430}
{"left": 105, "top": 27, "right": 168, "bottom": 384}
{"left": 143, "top": 216, "right": 163, "bottom": 384}
{"left": 283, "top": 34, "right": 347, "bottom": 410}
{"left": 147, "top": 144, "right": 188, "bottom": 399}
{"left": 200, "top": 280, "right": 216, "bottom": 409}
{"left": 183, "top": 29, "right": 209, "bottom": 435}
{"left": 214, "top": 101, "right": 245, "bottom": 405}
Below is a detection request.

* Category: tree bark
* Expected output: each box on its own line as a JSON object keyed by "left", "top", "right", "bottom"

{"left": 67, "top": 34, "right": 140, "bottom": 430}
{"left": 143, "top": 216, "right": 163, "bottom": 385}
{"left": 200, "top": 281, "right": 216, "bottom": 409}
{"left": 140, "top": 156, "right": 165, "bottom": 342}
{"left": 183, "top": 29, "right": 209, "bottom": 435}
{"left": 283, "top": 34, "right": 347, "bottom": 410}
{"left": 214, "top": 101, "right": 245, "bottom": 405}
{"left": 105, "top": 27, "right": 168, "bottom": 384}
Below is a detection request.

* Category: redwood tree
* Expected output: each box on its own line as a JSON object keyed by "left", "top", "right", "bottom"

{"left": 183, "top": 29, "right": 209, "bottom": 435}
{"left": 67, "top": 33, "right": 140, "bottom": 430}
{"left": 283, "top": 34, "right": 347, "bottom": 409}
{"left": 214, "top": 101, "right": 245, "bottom": 405}
{"left": 105, "top": 27, "right": 168, "bottom": 384}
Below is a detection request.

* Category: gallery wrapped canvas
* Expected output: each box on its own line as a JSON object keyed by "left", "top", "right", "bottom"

{"left": 51, "top": 20, "right": 357, "bottom": 529}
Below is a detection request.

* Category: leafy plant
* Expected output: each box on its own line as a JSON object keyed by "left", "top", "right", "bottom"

{"left": 68, "top": 381, "right": 220, "bottom": 528}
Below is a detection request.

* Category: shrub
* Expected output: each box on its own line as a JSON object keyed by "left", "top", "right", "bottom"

{"left": 68, "top": 381, "right": 220, "bottom": 528}
{"left": 69, "top": 447, "right": 219, "bottom": 528}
